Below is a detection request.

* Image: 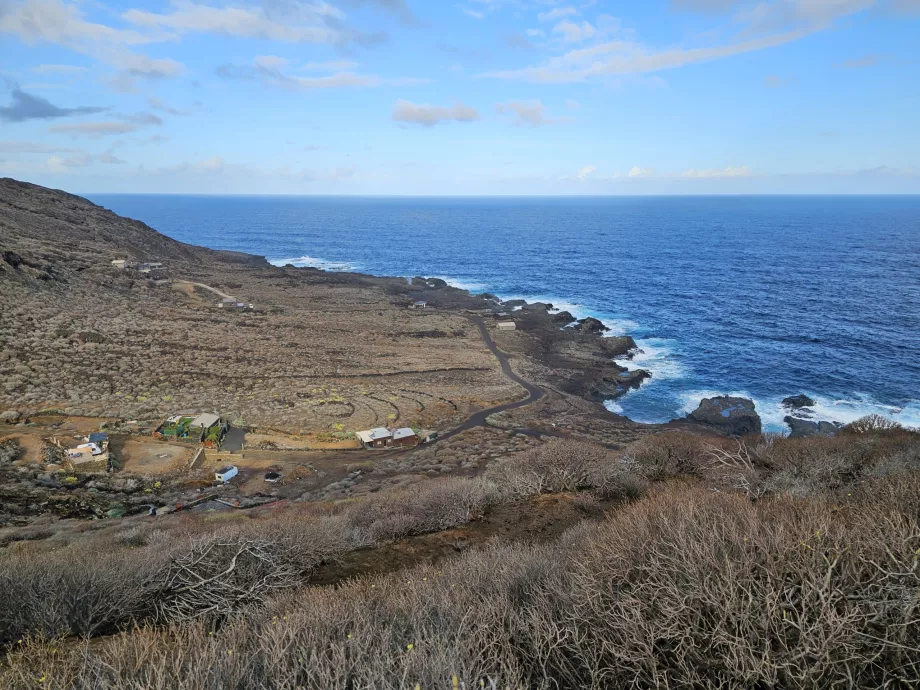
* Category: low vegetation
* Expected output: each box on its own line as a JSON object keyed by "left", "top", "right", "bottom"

{"left": 0, "top": 423, "right": 918, "bottom": 688}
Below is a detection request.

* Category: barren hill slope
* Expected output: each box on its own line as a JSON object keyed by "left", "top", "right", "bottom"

{"left": 0, "top": 177, "right": 259, "bottom": 281}
{"left": 0, "top": 178, "right": 518, "bottom": 430}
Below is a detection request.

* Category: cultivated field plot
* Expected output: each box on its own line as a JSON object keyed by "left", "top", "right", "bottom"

{"left": 115, "top": 438, "right": 193, "bottom": 475}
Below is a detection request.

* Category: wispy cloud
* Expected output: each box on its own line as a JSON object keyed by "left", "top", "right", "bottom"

{"left": 48, "top": 121, "right": 139, "bottom": 136}
{"left": 495, "top": 100, "right": 574, "bottom": 126}
{"left": 834, "top": 53, "right": 886, "bottom": 68}
{"left": 0, "top": 0, "right": 183, "bottom": 85}
{"left": 217, "top": 56, "right": 423, "bottom": 91}
{"left": 392, "top": 99, "right": 480, "bottom": 127}
{"left": 485, "top": 1, "right": 876, "bottom": 83}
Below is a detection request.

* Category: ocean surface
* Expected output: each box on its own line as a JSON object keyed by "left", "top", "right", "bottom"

{"left": 89, "top": 194, "right": 920, "bottom": 432}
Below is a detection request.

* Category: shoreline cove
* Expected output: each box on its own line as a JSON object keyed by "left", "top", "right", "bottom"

{"left": 268, "top": 253, "right": 920, "bottom": 433}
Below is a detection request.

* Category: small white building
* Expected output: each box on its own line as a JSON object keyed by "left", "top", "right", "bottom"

{"left": 497, "top": 322, "right": 517, "bottom": 331}
{"left": 111, "top": 259, "right": 129, "bottom": 269}
{"left": 410, "top": 301, "right": 428, "bottom": 309}
{"left": 189, "top": 413, "right": 220, "bottom": 431}
{"left": 215, "top": 465, "right": 239, "bottom": 483}
{"left": 356, "top": 427, "right": 393, "bottom": 449}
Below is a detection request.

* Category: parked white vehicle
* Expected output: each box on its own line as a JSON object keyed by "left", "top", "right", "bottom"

{"left": 215, "top": 465, "right": 239, "bottom": 483}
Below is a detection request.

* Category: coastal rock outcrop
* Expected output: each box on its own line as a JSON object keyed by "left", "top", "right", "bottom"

{"left": 551, "top": 311, "right": 576, "bottom": 325}
{"left": 575, "top": 317, "right": 610, "bottom": 334}
{"left": 784, "top": 416, "right": 841, "bottom": 438}
{"left": 688, "top": 396, "right": 762, "bottom": 436}
{"left": 782, "top": 394, "right": 816, "bottom": 410}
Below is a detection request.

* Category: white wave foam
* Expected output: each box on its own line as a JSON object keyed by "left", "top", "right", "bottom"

{"left": 618, "top": 338, "right": 684, "bottom": 381}
{"left": 604, "top": 400, "right": 625, "bottom": 415}
{"left": 429, "top": 276, "right": 490, "bottom": 292}
{"left": 676, "top": 389, "right": 920, "bottom": 433}
{"left": 268, "top": 255, "right": 359, "bottom": 271}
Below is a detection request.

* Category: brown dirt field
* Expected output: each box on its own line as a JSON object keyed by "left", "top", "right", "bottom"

{"left": 245, "top": 432, "right": 361, "bottom": 451}
{"left": 116, "top": 438, "right": 193, "bottom": 475}
{"left": 0, "top": 432, "right": 43, "bottom": 464}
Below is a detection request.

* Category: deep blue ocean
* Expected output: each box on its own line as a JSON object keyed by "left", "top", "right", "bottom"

{"left": 89, "top": 194, "right": 920, "bottom": 432}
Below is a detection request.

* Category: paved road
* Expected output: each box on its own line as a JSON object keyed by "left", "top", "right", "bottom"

{"left": 434, "top": 317, "right": 545, "bottom": 443}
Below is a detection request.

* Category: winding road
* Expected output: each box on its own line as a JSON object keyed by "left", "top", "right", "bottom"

{"left": 434, "top": 317, "right": 545, "bottom": 443}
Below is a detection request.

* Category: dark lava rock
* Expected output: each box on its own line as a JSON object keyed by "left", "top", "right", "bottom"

{"left": 411, "top": 276, "right": 428, "bottom": 286}
{"left": 503, "top": 299, "right": 527, "bottom": 308}
{"left": 785, "top": 416, "right": 840, "bottom": 438}
{"left": 597, "top": 336, "right": 638, "bottom": 358}
{"left": 782, "top": 394, "right": 816, "bottom": 409}
{"left": 480, "top": 293, "right": 499, "bottom": 302}
{"left": 576, "top": 317, "right": 610, "bottom": 334}
{"left": 425, "top": 277, "right": 448, "bottom": 288}
{"left": 688, "top": 396, "right": 762, "bottom": 436}
{"left": 522, "top": 302, "right": 553, "bottom": 311}
{"left": 552, "top": 310, "right": 577, "bottom": 325}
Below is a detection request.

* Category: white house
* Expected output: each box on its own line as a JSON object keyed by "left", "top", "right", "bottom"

{"left": 215, "top": 465, "right": 239, "bottom": 483}
{"left": 497, "top": 322, "right": 517, "bottom": 331}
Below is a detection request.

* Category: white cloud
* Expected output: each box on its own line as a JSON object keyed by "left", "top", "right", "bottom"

{"left": 462, "top": 8, "right": 486, "bottom": 19}
{"left": 538, "top": 6, "right": 578, "bottom": 22}
{"left": 0, "top": 0, "right": 184, "bottom": 84}
{"left": 392, "top": 99, "right": 480, "bottom": 127}
{"left": 33, "top": 63, "right": 86, "bottom": 74}
{"left": 217, "top": 57, "right": 424, "bottom": 91}
{"left": 681, "top": 166, "right": 752, "bottom": 178}
{"left": 148, "top": 97, "right": 191, "bottom": 116}
{"left": 576, "top": 165, "right": 596, "bottom": 181}
{"left": 525, "top": 28, "right": 545, "bottom": 37}
{"left": 48, "top": 121, "right": 138, "bottom": 136}
{"left": 486, "top": 28, "right": 812, "bottom": 82}
{"left": 301, "top": 59, "right": 360, "bottom": 72}
{"left": 485, "top": 1, "right": 874, "bottom": 84}
{"left": 495, "top": 100, "right": 573, "bottom": 126}
{"left": 122, "top": 2, "right": 340, "bottom": 44}
{"left": 628, "top": 166, "right": 653, "bottom": 177}
{"left": 553, "top": 20, "right": 596, "bottom": 43}
{"left": 0, "top": 140, "right": 77, "bottom": 153}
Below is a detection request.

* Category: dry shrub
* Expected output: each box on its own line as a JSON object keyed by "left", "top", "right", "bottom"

{"left": 346, "top": 477, "right": 491, "bottom": 541}
{"left": 845, "top": 413, "right": 903, "bottom": 434}
{"left": 0, "top": 439, "right": 19, "bottom": 464}
{"left": 623, "top": 432, "right": 710, "bottom": 480}
{"left": 0, "top": 548, "right": 161, "bottom": 645}
{"left": 153, "top": 532, "right": 302, "bottom": 623}
{"left": 485, "top": 439, "right": 645, "bottom": 501}
{"left": 4, "top": 476, "right": 919, "bottom": 689}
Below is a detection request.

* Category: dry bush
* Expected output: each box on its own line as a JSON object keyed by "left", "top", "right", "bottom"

{"left": 484, "top": 439, "right": 645, "bottom": 501}
{"left": 346, "top": 477, "right": 491, "bottom": 541}
{"left": 4, "top": 477, "right": 919, "bottom": 689}
{"left": 0, "top": 548, "right": 161, "bottom": 645}
{"left": 622, "top": 432, "right": 710, "bottom": 480}
{"left": 153, "top": 532, "right": 302, "bottom": 623}
{"left": 0, "top": 439, "right": 19, "bottom": 464}
{"left": 845, "top": 414, "right": 903, "bottom": 434}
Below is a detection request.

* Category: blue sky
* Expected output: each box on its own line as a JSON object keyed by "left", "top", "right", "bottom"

{"left": 1, "top": 0, "right": 918, "bottom": 194}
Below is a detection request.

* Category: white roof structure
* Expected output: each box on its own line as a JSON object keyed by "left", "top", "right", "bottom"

{"left": 392, "top": 428, "right": 416, "bottom": 440}
{"left": 497, "top": 321, "right": 517, "bottom": 330}
{"left": 356, "top": 427, "right": 393, "bottom": 444}
{"left": 190, "top": 413, "right": 220, "bottom": 429}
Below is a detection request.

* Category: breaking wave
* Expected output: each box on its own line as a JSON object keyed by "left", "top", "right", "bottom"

{"left": 269, "top": 255, "right": 359, "bottom": 271}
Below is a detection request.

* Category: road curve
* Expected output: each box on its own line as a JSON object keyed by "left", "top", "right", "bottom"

{"left": 434, "top": 316, "right": 545, "bottom": 443}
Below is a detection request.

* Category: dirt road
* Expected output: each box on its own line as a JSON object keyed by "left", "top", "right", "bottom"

{"left": 434, "top": 317, "right": 545, "bottom": 443}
